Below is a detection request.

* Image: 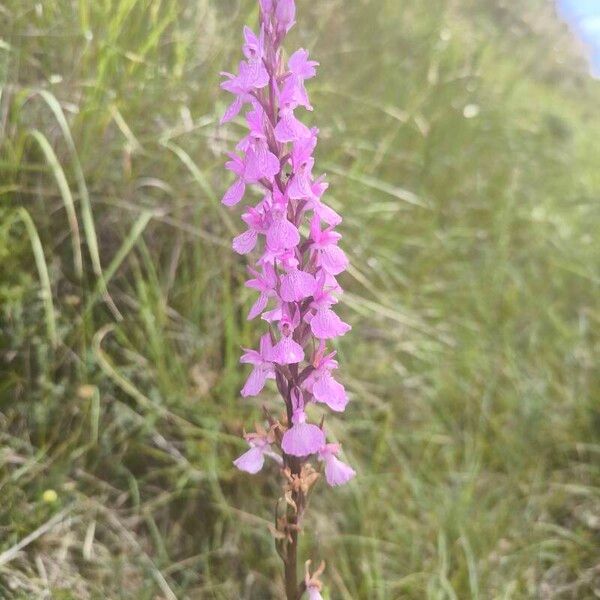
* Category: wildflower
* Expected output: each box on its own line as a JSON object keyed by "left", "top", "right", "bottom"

{"left": 289, "top": 49, "right": 319, "bottom": 81}
{"left": 266, "top": 214, "right": 301, "bottom": 252}
{"left": 42, "top": 489, "right": 58, "bottom": 503}
{"left": 240, "top": 334, "right": 276, "bottom": 396}
{"left": 310, "top": 306, "right": 351, "bottom": 340}
{"left": 318, "top": 444, "right": 356, "bottom": 487}
{"left": 245, "top": 264, "right": 277, "bottom": 319}
{"left": 234, "top": 428, "right": 282, "bottom": 474}
{"left": 222, "top": 153, "right": 248, "bottom": 207}
{"left": 310, "top": 215, "right": 349, "bottom": 275}
{"left": 280, "top": 268, "right": 317, "bottom": 302}
{"left": 282, "top": 403, "right": 326, "bottom": 457}
{"left": 221, "top": 1, "right": 354, "bottom": 593}
{"left": 269, "top": 305, "right": 305, "bottom": 365}
{"left": 304, "top": 561, "right": 326, "bottom": 600}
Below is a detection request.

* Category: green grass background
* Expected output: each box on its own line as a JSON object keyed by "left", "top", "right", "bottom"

{"left": 1, "top": 0, "right": 599, "bottom": 598}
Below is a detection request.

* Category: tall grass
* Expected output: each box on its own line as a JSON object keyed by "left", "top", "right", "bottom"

{"left": 0, "top": 0, "right": 599, "bottom": 598}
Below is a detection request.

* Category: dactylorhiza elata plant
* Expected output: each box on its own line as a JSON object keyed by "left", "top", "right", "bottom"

{"left": 221, "top": 1, "right": 354, "bottom": 598}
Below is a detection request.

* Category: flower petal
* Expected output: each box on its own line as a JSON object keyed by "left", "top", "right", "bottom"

{"left": 324, "top": 455, "right": 356, "bottom": 486}
{"left": 312, "top": 200, "right": 342, "bottom": 227}
{"left": 259, "top": 0, "right": 274, "bottom": 13}
{"left": 221, "top": 96, "right": 244, "bottom": 124}
{"left": 233, "top": 230, "right": 258, "bottom": 255}
{"left": 266, "top": 219, "right": 300, "bottom": 251}
{"left": 269, "top": 336, "right": 304, "bottom": 365}
{"left": 307, "top": 588, "right": 324, "bottom": 600}
{"left": 288, "top": 172, "right": 315, "bottom": 200}
{"left": 282, "top": 423, "right": 325, "bottom": 457}
{"left": 248, "top": 293, "right": 269, "bottom": 320}
{"left": 319, "top": 244, "right": 348, "bottom": 275}
{"left": 275, "top": 0, "right": 296, "bottom": 32}
{"left": 280, "top": 269, "right": 317, "bottom": 302}
{"left": 313, "top": 372, "right": 348, "bottom": 412}
{"left": 246, "top": 145, "right": 281, "bottom": 182}
{"left": 310, "top": 308, "right": 351, "bottom": 340}
{"left": 274, "top": 110, "right": 311, "bottom": 143}
{"left": 222, "top": 179, "right": 246, "bottom": 207}
{"left": 233, "top": 446, "right": 266, "bottom": 474}
{"left": 241, "top": 366, "right": 271, "bottom": 397}
{"left": 240, "top": 348, "right": 262, "bottom": 366}
{"left": 288, "top": 49, "right": 318, "bottom": 80}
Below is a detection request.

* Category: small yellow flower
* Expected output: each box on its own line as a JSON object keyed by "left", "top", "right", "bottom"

{"left": 42, "top": 489, "right": 58, "bottom": 503}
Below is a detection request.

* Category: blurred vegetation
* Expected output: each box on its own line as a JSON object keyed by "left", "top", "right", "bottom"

{"left": 1, "top": 0, "right": 599, "bottom": 598}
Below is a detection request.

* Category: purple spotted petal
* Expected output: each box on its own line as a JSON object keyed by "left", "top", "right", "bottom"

{"left": 266, "top": 219, "right": 300, "bottom": 251}
{"left": 291, "top": 134, "right": 318, "bottom": 170}
{"left": 310, "top": 308, "right": 351, "bottom": 340}
{"left": 324, "top": 454, "right": 356, "bottom": 487}
{"left": 248, "top": 293, "right": 269, "bottom": 320}
{"left": 233, "top": 230, "right": 258, "bottom": 255}
{"left": 241, "top": 58, "right": 269, "bottom": 89}
{"left": 233, "top": 446, "right": 266, "bottom": 474}
{"left": 221, "top": 96, "right": 244, "bottom": 124}
{"left": 288, "top": 49, "right": 318, "bottom": 80}
{"left": 246, "top": 145, "right": 281, "bottom": 182}
{"left": 287, "top": 172, "right": 315, "bottom": 200}
{"left": 222, "top": 179, "right": 246, "bottom": 207}
{"left": 240, "top": 348, "right": 262, "bottom": 366}
{"left": 274, "top": 111, "right": 311, "bottom": 143}
{"left": 262, "top": 302, "right": 283, "bottom": 323}
{"left": 241, "top": 366, "right": 272, "bottom": 397}
{"left": 225, "top": 152, "right": 245, "bottom": 176}
{"left": 269, "top": 336, "right": 304, "bottom": 365}
{"left": 280, "top": 269, "right": 317, "bottom": 302}
{"left": 319, "top": 245, "right": 348, "bottom": 275}
{"left": 313, "top": 372, "right": 348, "bottom": 412}
{"left": 312, "top": 200, "right": 342, "bottom": 227}
{"left": 282, "top": 423, "right": 325, "bottom": 457}
{"left": 280, "top": 76, "right": 311, "bottom": 111}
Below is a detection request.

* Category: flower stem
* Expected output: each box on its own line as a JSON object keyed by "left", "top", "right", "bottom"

{"left": 284, "top": 520, "right": 299, "bottom": 599}
{"left": 283, "top": 384, "right": 300, "bottom": 599}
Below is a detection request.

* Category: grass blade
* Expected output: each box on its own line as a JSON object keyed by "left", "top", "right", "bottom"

{"left": 27, "top": 129, "right": 84, "bottom": 278}
{"left": 26, "top": 89, "right": 122, "bottom": 319}
{"left": 84, "top": 210, "right": 154, "bottom": 314}
{"left": 15, "top": 208, "right": 58, "bottom": 347}
{"left": 162, "top": 140, "right": 237, "bottom": 236}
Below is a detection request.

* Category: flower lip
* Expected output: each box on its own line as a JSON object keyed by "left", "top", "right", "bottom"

{"left": 282, "top": 419, "right": 325, "bottom": 457}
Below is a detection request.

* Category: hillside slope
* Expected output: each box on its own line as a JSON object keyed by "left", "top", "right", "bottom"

{"left": 1, "top": 0, "right": 598, "bottom": 597}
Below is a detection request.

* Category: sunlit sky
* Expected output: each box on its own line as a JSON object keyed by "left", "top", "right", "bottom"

{"left": 556, "top": 0, "right": 600, "bottom": 77}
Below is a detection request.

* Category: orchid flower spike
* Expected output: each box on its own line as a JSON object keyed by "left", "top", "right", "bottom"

{"left": 222, "top": 0, "right": 354, "bottom": 593}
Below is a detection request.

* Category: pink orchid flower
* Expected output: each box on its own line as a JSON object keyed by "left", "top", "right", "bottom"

{"left": 240, "top": 334, "right": 276, "bottom": 397}
{"left": 318, "top": 444, "right": 356, "bottom": 487}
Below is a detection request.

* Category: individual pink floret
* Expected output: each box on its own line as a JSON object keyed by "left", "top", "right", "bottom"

{"left": 318, "top": 444, "right": 356, "bottom": 487}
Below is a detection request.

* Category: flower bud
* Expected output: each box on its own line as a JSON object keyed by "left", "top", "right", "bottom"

{"left": 259, "top": 0, "right": 274, "bottom": 14}
{"left": 275, "top": 0, "right": 296, "bottom": 32}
